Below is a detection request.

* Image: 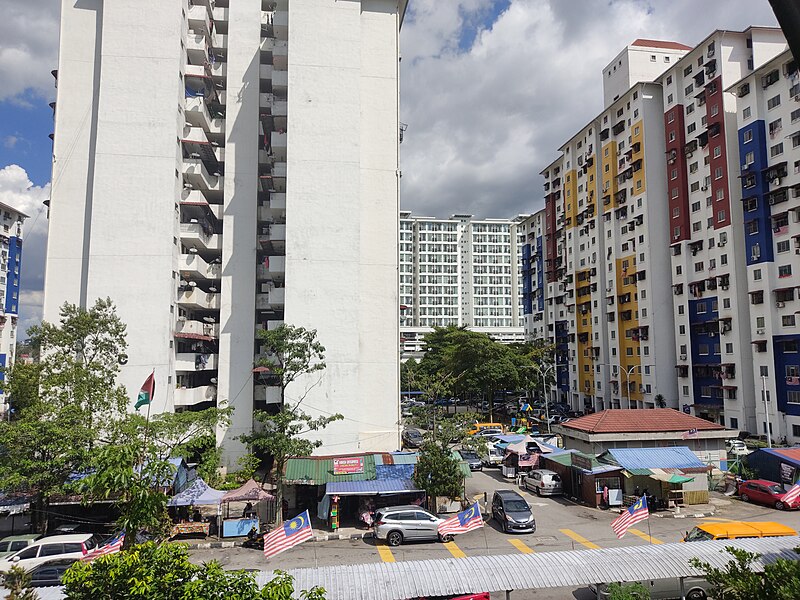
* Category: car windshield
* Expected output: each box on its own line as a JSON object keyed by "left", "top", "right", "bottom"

{"left": 460, "top": 451, "right": 479, "bottom": 460}
{"left": 685, "top": 527, "right": 713, "bottom": 542}
{"left": 504, "top": 500, "right": 529, "bottom": 512}
{"left": 0, "top": 542, "right": 8, "bottom": 552}
{"left": 769, "top": 484, "right": 785, "bottom": 494}
{"left": 548, "top": 474, "right": 561, "bottom": 482}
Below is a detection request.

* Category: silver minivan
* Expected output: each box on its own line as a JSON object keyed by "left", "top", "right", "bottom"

{"left": 523, "top": 469, "right": 563, "bottom": 496}
{"left": 373, "top": 505, "right": 453, "bottom": 546}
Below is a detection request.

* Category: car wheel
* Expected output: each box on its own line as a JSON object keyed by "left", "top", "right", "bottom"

{"left": 535, "top": 487, "right": 541, "bottom": 497}
{"left": 387, "top": 531, "right": 403, "bottom": 547}
{"left": 439, "top": 533, "right": 453, "bottom": 543}
{"left": 686, "top": 589, "right": 706, "bottom": 600}
{"left": 775, "top": 501, "right": 785, "bottom": 511}
{"left": 741, "top": 493, "right": 749, "bottom": 503}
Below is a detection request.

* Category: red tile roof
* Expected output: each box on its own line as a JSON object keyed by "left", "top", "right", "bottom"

{"left": 562, "top": 409, "right": 725, "bottom": 434}
{"left": 631, "top": 38, "right": 692, "bottom": 51}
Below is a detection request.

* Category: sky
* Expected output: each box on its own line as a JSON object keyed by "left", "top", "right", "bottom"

{"left": 0, "top": 0, "right": 781, "bottom": 336}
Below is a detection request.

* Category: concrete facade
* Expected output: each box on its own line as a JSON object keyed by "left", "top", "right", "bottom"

{"left": 44, "top": 0, "right": 405, "bottom": 465}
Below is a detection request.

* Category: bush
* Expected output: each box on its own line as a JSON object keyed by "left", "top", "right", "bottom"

{"left": 62, "top": 542, "right": 325, "bottom": 599}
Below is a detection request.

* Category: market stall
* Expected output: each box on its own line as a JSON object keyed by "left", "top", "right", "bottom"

{"left": 220, "top": 479, "right": 275, "bottom": 538}
{"left": 167, "top": 478, "right": 225, "bottom": 538}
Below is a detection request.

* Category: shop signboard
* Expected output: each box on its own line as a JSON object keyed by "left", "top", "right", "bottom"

{"left": 571, "top": 453, "right": 592, "bottom": 471}
{"left": 333, "top": 457, "right": 364, "bottom": 475}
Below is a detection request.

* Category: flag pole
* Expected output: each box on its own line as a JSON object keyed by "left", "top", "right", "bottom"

{"left": 646, "top": 508, "right": 652, "bottom": 545}
{"left": 141, "top": 369, "right": 155, "bottom": 468}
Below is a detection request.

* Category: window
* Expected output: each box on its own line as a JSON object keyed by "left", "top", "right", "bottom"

{"left": 718, "top": 210, "right": 726, "bottom": 222}
{"left": 697, "top": 301, "right": 707, "bottom": 314}
{"left": 651, "top": 54, "right": 657, "bottom": 62}
{"left": 667, "top": 93, "right": 674, "bottom": 104}
{"left": 671, "top": 168, "right": 678, "bottom": 180}
{"left": 667, "top": 75, "right": 673, "bottom": 85}
{"left": 778, "top": 240, "right": 791, "bottom": 253}
{"left": 690, "top": 182, "right": 700, "bottom": 192}
{"left": 685, "top": 84, "right": 694, "bottom": 95}
{"left": 669, "top": 131, "right": 676, "bottom": 142}
{"left": 768, "top": 95, "right": 781, "bottom": 109}
{"left": 692, "top": 201, "right": 701, "bottom": 212}
{"left": 743, "top": 106, "right": 752, "bottom": 120}
{"left": 793, "top": 108, "right": 800, "bottom": 123}
{"left": 743, "top": 129, "right": 753, "bottom": 143}
{"left": 715, "top": 167, "right": 723, "bottom": 179}
{"left": 779, "top": 265, "right": 792, "bottom": 278}
{"left": 783, "top": 314, "right": 796, "bottom": 327}
{"left": 668, "top": 111, "right": 675, "bottom": 123}
{"left": 687, "top": 103, "right": 695, "bottom": 114}
{"left": 39, "top": 544, "right": 65, "bottom": 557}
{"left": 687, "top": 122, "right": 696, "bottom": 134}
{"left": 754, "top": 269, "right": 762, "bottom": 281}
{"left": 684, "top": 65, "right": 693, "bottom": 76}
{"left": 713, "top": 145, "right": 721, "bottom": 158}
{"left": 745, "top": 151, "right": 754, "bottom": 164}
{"left": 731, "top": 418, "right": 739, "bottom": 429}
{"left": 771, "top": 143, "right": 784, "bottom": 157}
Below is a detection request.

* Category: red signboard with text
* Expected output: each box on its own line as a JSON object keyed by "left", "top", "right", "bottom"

{"left": 333, "top": 457, "right": 364, "bottom": 475}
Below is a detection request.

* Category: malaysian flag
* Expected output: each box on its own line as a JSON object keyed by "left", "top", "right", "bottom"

{"left": 438, "top": 502, "right": 484, "bottom": 537}
{"left": 782, "top": 483, "right": 800, "bottom": 507}
{"left": 81, "top": 531, "right": 124, "bottom": 562}
{"left": 611, "top": 495, "right": 649, "bottom": 539}
{"left": 682, "top": 428, "right": 699, "bottom": 440}
{"left": 264, "top": 510, "right": 314, "bottom": 560}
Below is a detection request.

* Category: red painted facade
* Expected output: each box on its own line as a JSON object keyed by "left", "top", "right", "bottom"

{"left": 664, "top": 104, "right": 690, "bottom": 243}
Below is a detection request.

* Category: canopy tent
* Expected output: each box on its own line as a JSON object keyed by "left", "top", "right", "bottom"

{"left": 221, "top": 478, "right": 275, "bottom": 503}
{"left": 506, "top": 437, "right": 555, "bottom": 456}
{"left": 167, "top": 478, "right": 225, "bottom": 507}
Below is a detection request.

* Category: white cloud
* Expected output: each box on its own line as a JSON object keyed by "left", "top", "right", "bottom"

{"left": 3, "top": 136, "right": 18, "bottom": 149}
{"left": 0, "top": 165, "right": 49, "bottom": 337}
{"left": 0, "top": 3, "right": 59, "bottom": 102}
{"left": 399, "top": 0, "right": 779, "bottom": 219}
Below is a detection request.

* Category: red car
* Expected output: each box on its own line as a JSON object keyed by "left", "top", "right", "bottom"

{"left": 737, "top": 479, "right": 799, "bottom": 510}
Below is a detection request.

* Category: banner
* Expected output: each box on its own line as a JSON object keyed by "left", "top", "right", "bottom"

{"left": 333, "top": 457, "right": 364, "bottom": 475}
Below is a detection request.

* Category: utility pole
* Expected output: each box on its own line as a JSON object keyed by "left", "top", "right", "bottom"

{"left": 762, "top": 375, "right": 773, "bottom": 448}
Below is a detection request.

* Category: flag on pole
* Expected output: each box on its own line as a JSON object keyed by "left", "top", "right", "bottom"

{"left": 782, "top": 482, "right": 800, "bottom": 507}
{"left": 438, "top": 502, "right": 484, "bottom": 536}
{"left": 264, "top": 510, "right": 314, "bottom": 560}
{"left": 81, "top": 531, "right": 124, "bottom": 561}
{"left": 135, "top": 371, "right": 155, "bottom": 410}
{"left": 681, "top": 428, "right": 699, "bottom": 440}
{"left": 611, "top": 495, "right": 649, "bottom": 539}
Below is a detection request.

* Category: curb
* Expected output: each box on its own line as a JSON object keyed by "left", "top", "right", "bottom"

{"left": 182, "top": 531, "right": 373, "bottom": 549}
{"left": 610, "top": 508, "right": 716, "bottom": 519}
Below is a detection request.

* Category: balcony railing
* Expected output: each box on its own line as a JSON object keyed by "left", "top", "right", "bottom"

{"left": 256, "top": 288, "right": 286, "bottom": 309}
{"left": 180, "top": 223, "right": 222, "bottom": 251}
{"left": 179, "top": 253, "right": 221, "bottom": 279}
{"left": 177, "top": 289, "right": 221, "bottom": 310}
{"left": 174, "top": 385, "right": 216, "bottom": 408}
{"left": 175, "top": 353, "right": 218, "bottom": 372}
{"left": 175, "top": 319, "right": 219, "bottom": 339}
{"left": 257, "top": 256, "right": 286, "bottom": 279}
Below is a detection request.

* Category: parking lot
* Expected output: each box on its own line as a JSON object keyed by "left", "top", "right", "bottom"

{"left": 190, "top": 468, "right": 800, "bottom": 580}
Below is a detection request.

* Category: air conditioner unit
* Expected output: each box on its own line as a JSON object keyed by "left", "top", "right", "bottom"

{"left": 718, "top": 241, "right": 726, "bottom": 247}
{"left": 680, "top": 354, "right": 687, "bottom": 361}
{"left": 777, "top": 301, "right": 786, "bottom": 308}
{"left": 757, "top": 328, "right": 765, "bottom": 335}
{"left": 721, "top": 284, "right": 729, "bottom": 290}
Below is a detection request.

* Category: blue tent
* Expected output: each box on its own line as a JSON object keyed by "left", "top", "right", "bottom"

{"left": 167, "top": 478, "right": 225, "bottom": 507}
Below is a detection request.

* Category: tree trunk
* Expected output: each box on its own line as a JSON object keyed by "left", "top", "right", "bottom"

{"left": 33, "top": 493, "right": 48, "bottom": 535}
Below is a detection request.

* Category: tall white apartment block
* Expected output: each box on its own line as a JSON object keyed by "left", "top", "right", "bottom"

{"left": 657, "top": 28, "right": 786, "bottom": 430}
{"left": 731, "top": 48, "right": 800, "bottom": 442}
{"left": 399, "top": 212, "right": 527, "bottom": 358}
{"left": 0, "top": 204, "right": 27, "bottom": 414}
{"left": 44, "top": 0, "right": 406, "bottom": 464}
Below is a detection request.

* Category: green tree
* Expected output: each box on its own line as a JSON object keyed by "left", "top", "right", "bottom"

{"left": 0, "top": 299, "right": 129, "bottom": 532}
{"left": 61, "top": 542, "right": 326, "bottom": 599}
{"left": 412, "top": 441, "right": 463, "bottom": 502}
{"left": 1, "top": 361, "right": 42, "bottom": 417}
{"left": 690, "top": 546, "right": 800, "bottom": 600}
{"left": 606, "top": 581, "right": 651, "bottom": 600}
{"left": 2, "top": 566, "right": 39, "bottom": 600}
{"left": 243, "top": 324, "right": 342, "bottom": 523}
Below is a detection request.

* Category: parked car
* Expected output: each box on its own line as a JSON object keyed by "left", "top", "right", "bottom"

{"left": 475, "top": 428, "right": 504, "bottom": 438}
{"left": 491, "top": 490, "right": 536, "bottom": 534}
{"left": 522, "top": 469, "right": 563, "bottom": 496}
{"left": 726, "top": 439, "right": 750, "bottom": 456}
{"left": 481, "top": 446, "right": 504, "bottom": 468}
{"left": 401, "top": 428, "right": 424, "bottom": 449}
{"left": 0, "top": 534, "right": 104, "bottom": 573}
{"left": 28, "top": 558, "right": 78, "bottom": 587}
{"left": 0, "top": 535, "right": 41, "bottom": 560}
{"left": 683, "top": 521, "right": 797, "bottom": 542}
{"left": 737, "top": 479, "right": 799, "bottom": 510}
{"left": 458, "top": 450, "right": 483, "bottom": 471}
{"left": 591, "top": 576, "right": 711, "bottom": 599}
{"left": 373, "top": 505, "right": 452, "bottom": 546}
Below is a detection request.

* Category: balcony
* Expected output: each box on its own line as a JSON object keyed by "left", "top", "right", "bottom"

{"left": 258, "top": 223, "right": 286, "bottom": 244}
{"left": 256, "top": 320, "right": 284, "bottom": 333}
{"left": 183, "top": 159, "right": 223, "bottom": 192}
{"left": 212, "top": 6, "right": 228, "bottom": 22}
{"left": 186, "top": 33, "right": 209, "bottom": 63}
{"left": 180, "top": 222, "right": 221, "bottom": 251}
{"left": 184, "top": 97, "right": 223, "bottom": 135}
{"left": 180, "top": 190, "right": 223, "bottom": 219}
{"left": 174, "top": 385, "right": 217, "bottom": 408}
{"left": 254, "top": 385, "right": 281, "bottom": 404}
{"left": 175, "top": 319, "right": 219, "bottom": 340}
{"left": 256, "top": 288, "right": 285, "bottom": 310}
{"left": 258, "top": 195, "right": 286, "bottom": 221}
{"left": 175, "top": 352, "right": 218, "bottom": 372}
{"left": 259, "top": 64, "right": 274, "bottom": 81}
{"left": 273, "top": 11, "right": 288, "bottom": 40}
{"left": 272, "top": 41, "right": 288, "bottom": 70}
{"left": 187, "top": 4, "right": 212, "bottom": 34}
{"left": 179, "top": 253, "right": 221, "bottom": 279}
{"left": 272, "top": 69, "right": 288, "bottom": 94}
{"left": 177, "top": 289, "right": 221, "bottom": 310}
{"left": 257, "top": 255, "right": 286, "bottom": 279}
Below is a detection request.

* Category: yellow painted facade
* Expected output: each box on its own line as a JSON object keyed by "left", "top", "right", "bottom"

{"left": 601, "top": 141, "right": 618, "bottom": 213}
{"left": 564, "top": 170, "right": 578, "bottom": 229}
{"left": 576, "top": 267, "right": 595, "bottom": 396}
{"left": 615, "top": 256, "right": 642, "bottom": 403}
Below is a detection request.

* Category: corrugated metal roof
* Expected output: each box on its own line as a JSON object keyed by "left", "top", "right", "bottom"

{"left": 543, "top": 450, "right": 622, "bottom": 474}
{"left": 602, "top": 447, "right": 706, "bottom": 470}
{"left": 763, "top": 447, "right": 800, "bottom": 464}
{"left": 253, "top": 536, "right": 800, "bottom": 600}
{"left": 284, "top": 455, "right": 377, "bottom": 485}
{"left": 325, "top": 479, "right": 421, "bottom": 496}
{"left": 385, "top": 452, "right": 419, "bottom": 465}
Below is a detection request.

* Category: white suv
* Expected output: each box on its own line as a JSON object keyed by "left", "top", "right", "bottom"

{"left": 0, "top": 534, "right": 102, "bottom": 572}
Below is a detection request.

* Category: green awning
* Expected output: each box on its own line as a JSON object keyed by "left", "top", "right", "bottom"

{"left": 284, "top": 455, "right": 377, "bottom": 485}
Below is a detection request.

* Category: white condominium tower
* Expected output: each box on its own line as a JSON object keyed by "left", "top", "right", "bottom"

{"left": 44, "top": 0, "right": 407, "bottom": 464}
{"left": 399, "top": 212, "right": 527, "bottom": 358}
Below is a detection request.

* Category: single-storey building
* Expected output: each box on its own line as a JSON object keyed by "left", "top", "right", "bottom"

{"left": 597, "top": 446, "right": 711, "bottom": 506}
{"left": 552, "top": 409, "right": 736, "bottom": 470}
{"left": 745, "top": 448, "right": 800, "bottom": 485}
{"left": 540, "top": 450, "right": 624, "bottom": 508}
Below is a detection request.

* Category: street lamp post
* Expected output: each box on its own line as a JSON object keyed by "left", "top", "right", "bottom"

{"left": 762, "top": 375, "right": 773, "bottom": 448}
{"left": 621, "top": 364, "right": 641, "bottom": 410}
{"left": 540, "top": 364, "right": 558, "bottom": 433}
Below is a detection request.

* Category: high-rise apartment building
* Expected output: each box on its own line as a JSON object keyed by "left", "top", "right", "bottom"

{"left": 44, "top": 0, "right": 406, "bottom": 464}
{"left": 657, "top": 28, "right": 786, "bottom": 430}
{"left": 732, "top": 48, "right": 800, "bottom": 442}
{"left": 399, "top": 212, "right": 527, "bottom": 358}
{"left": 0, "top": 204, "right": 27, "bottom": 414}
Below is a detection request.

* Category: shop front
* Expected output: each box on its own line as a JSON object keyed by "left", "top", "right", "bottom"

{"left": 540, "top": 451, "right": 624, "bottom": 508}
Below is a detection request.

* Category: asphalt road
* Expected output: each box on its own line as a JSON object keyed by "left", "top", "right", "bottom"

{"left": 190, "top": 469, "right": 800, "bottom": 598}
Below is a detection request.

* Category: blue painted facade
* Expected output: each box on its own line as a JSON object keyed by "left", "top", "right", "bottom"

{"left": 0, "top": 354, "right": 5, "bottom": 382}
{"left": 773, "top": 335, "right": 800, "bottom": 417}
{"left": 522, "top": 243, "right": 533, "bottom": 316}
{"left": 738, "top": 120, "right": 774, "bottom": 265}
{"left": 535, "top": 236, "right": 544, "bottom": 312}
{"left": 4, "top": 236, "right": 21, "bottom": 315}
{"left": 689, "top": 297, "right": 722, "bottom": 408}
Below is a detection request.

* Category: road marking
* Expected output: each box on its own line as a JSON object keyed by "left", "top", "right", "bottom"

{"left": 376, "top": 544, "right": 395, "bottom": 563}
{"left": 559, "top": 528, "right": 601, "bottom": 550}
{"left": 628, "top": 528, "right": 663, "bottom": 544}
{"left": 701, "top": 517, "right": 735, "bottom": 522}
{"left": 508, "top": 538, "right": 535, "bottom": 554}
{"left": 443, "top": 540, "right": 467, "bottom": 558}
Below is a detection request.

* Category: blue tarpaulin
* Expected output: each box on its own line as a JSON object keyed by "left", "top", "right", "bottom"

{"left": 325, "top": 479, "right": 421, "bottom": 496}
{"left": 375, "top": 464, "right": 416, "bottom": 480}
